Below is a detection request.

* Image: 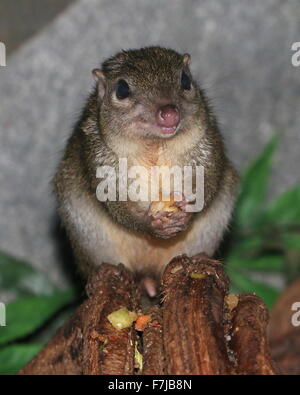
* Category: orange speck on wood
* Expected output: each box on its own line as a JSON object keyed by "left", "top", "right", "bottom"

{"left": 135, "top": 315, "right": 151, "bottom": 331}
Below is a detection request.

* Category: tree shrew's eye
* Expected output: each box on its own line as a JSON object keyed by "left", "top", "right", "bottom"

{"left": 181, "top": 71, "right": 191, "bottom": 90}
{"left": 116, "top": 79, "right": 130, "bottom": 99}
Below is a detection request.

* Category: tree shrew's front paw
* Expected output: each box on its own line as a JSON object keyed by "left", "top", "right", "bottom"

{"left": 148, "top": 194, "right": 193, "bottom": 238}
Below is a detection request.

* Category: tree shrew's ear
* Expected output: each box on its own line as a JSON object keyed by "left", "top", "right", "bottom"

{"left": 92, "top": 69, "right": 106, "bottom": 99}
{"left": 183, "top": 53, "right": 191, "bottom": 66}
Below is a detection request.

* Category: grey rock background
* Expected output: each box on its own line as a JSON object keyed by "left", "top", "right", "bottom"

{"left": 0, "top": 0, "right": 299, "bottom": 286}
{"left": 0, "top": 0, "right": 75, "bottom": 55}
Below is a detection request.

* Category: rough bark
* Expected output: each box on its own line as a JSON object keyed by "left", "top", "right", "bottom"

{"left": 142, "top": 306, "right": 165, "bottom": 375}
{"left": 269, "top": 278, "right": 300, "bottom": 375}
{"left": 19, "top": 263, "right": 138, "bottom": 375}
{"left": 19, "top": 254, "right": 280, "bottom": 375}
{"left": 161, "top": 254, "right": 233, "bottom": 374}
{"left": 229, "top": 294, "right": 277, "bottom": 375}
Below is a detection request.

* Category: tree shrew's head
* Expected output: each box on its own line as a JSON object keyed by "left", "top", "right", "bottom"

{"left": 92, "top": 47, "right": 205, "bottom": 140}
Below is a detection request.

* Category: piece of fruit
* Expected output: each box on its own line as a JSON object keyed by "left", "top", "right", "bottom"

{"left": 189, "top": 272, "right": 205, "bottom": 279}
{"left": 135, "top": 315, "right": 151, "bottom": 331}
{"left": 107, "top": 307, "right": 138, "bottom": 330}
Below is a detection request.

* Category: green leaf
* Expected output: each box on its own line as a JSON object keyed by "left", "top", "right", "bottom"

{"left": 0, "top": 252, "right": 57, "bottom": 296}
{"left": 228, "top": 284, "right": 240, "bottom": 295}
{"left": 228, "top": 254, "right": 285, "bottom": 272}
{"left": 227, "top": 236, "right": 264, "bottom": 257}
{"left": 228, "top": 269, "right": 280, "bottom": 309}
{"left": 0, "top": 343, "right": 42, "bottom": 375}
{"left": 263, "top": 186, "right": 300, "bottom": 226}
{"left": 281, "top": 232, "right": 300, "bottom": 281}
{"left": 0, "top": 289, "right": 75, "bottom": 345}
{"left": 234, "top": 136, "right": 277, "bottom": 229}
{"left": 282, "top": 232, "right": 300, "bottom": 250}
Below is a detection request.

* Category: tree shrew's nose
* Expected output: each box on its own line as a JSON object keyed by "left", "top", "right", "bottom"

{"left": 156, "top": 104, "right": 180, "bottom": 128}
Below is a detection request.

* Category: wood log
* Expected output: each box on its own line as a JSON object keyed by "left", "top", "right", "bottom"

{"left": 19, "top": 263, "right": 138, "bottom": 375}
{"left": 228, "top": 294, "right": 277, "bottom": 375}
{"left": 269, "top": 278, "right": 300, "bottom": 375}
{"left": 161, "top": 254, "right": 233, "bottom": 374}
{"left": 142, "top": 306, "right": 165, "bottom": 375}
{"left": 19, "top": 254, "right": 279, "bottom": 375}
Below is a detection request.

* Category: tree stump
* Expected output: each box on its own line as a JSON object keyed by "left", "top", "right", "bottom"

{"left": 269, "top": 278, "right": 300, "bottom": 375}
{"left": 19, "top": 254, "right": 278, "bottom": 375}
